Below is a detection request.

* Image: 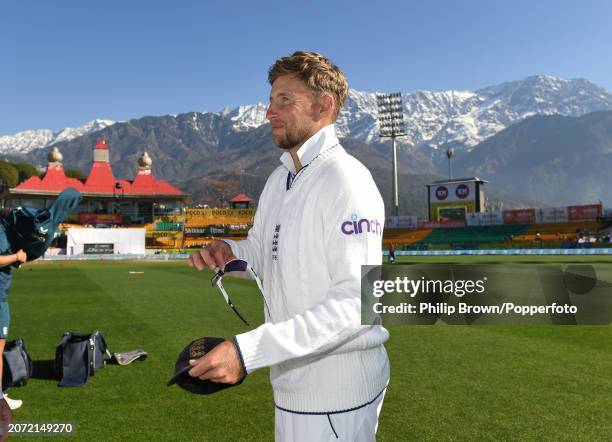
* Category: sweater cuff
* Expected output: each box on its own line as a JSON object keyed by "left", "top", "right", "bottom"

{"left": 234, "top": 326, "right": 269, "bottom": 374}
{"left": 223, "top": 239, "right": 246, "bottom": 264}
{"left": 223, "top": 239, "right": 239, "bottom": 254}
{"left": 232, "top": 336, "right": 247, "bottom": 378}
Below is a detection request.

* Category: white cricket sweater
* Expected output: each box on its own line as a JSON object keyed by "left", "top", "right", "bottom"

{"left": 227, "top": 124, "right": 390, "bottom": 413}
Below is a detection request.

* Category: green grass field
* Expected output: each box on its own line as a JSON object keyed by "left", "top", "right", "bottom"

{"left": 6, "top": 256, "right": 612, "bottom": 441}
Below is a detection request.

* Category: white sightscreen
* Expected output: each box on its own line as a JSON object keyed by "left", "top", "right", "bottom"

{"left": 66, "top": 228, "right": 146, "bottom": 256}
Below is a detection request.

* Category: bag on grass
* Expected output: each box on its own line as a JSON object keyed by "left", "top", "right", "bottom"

{"left": 2, "top": 338, "right": 33, "bottom": 390}
{"left": 54, "top": 331, "right": 111, "bottom": 387}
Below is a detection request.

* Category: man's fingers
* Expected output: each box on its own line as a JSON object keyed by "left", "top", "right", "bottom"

{"left": 188, "top": 356, "right": 212, "bottom": 378}
{"left": 197, "top": 367, "right": 222, "bottom": 381}
{"left": 186, "top": 342, "right": 244, "bottom": 385}
{"left": 213, "top": 248, "right": 228, "bottom": 272}
{"left": 200, "top": 248, "right": 218, "bottom": 271}
{"left": 208, "top": 374, "right": 240, "bottom": 384}
{"left": 196, "top": 369, "right": 238, "bottom": 384}
{"left": 187, "top": 251, "right": 206, "bottom": 271}
{"left": 186, "top": 240, "right": 236, "bottom": 272}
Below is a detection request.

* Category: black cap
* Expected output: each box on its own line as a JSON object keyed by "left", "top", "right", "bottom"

{"left": 167, "top": 337, "right": 244, "bottom": 394}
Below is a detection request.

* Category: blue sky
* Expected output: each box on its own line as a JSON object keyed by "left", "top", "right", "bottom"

{"left": 1, "top": 0, "right": 611, "bottom": 134}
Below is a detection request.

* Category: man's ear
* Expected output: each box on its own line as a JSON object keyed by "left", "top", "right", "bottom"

{"left": 315, "top": 93, "right": 335, "bottom": 121}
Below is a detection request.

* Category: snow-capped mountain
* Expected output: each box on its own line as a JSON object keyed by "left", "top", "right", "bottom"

{"left": 222, "top": 104, "right": 268, "bottom": 132}
{"left": 0, "top": 119, "right": 116, "bottom": 155}
{"left": 227, "top": 75, "right": 612, "bottom": 151}
{"left": 2, "top": 75, "right": 612, "bottom": 158}
{"left": 341, "top": 75, "right": 612, "bottom": 150}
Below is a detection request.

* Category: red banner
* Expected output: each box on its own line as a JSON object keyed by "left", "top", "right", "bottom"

{"left": 79, "top": 213, "right": 123, "bottom": 225}
{"left": 567, "top": 204, "right": 602, "bottom": 221}
{"left": 503, "top": 209, "right": 536, "bottom": 224}
{"left": 418, "top": 220, "right": 466, "bottom": 229}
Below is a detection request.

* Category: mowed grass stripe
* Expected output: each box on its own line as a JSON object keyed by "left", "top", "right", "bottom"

{"left": 2, "top": 259, "right": 611, "bottom": 441}
{"left": 380, "top": 325, "right": 611, "bottom": 441}
{"left": 9, "top": 261, "right": 274, "bottom": 441}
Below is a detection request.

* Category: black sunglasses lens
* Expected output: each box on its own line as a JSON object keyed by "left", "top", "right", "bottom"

{"left": 224, "top": 260, "right": 248, "bottom": 273}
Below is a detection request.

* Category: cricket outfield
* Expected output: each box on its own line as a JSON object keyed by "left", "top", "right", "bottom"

{"left": 7, "top": 256, "right": 612, "bottom": 441}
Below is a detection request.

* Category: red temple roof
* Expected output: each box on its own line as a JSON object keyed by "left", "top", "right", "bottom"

{"left": 12, "top": 142, "right": 185, "bottom": 197}
{"left": 229, "top": 193, "right": 253, "bottom": 203}
{"left": 94, "top": 139, "right": 109, "bottom": 150}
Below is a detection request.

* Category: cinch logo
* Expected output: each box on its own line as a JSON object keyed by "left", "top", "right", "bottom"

{"left": 456, "top": 184, "right": 469, "bottom": 199}
{"left": 436, "top": 186, "right": 448, "bottom": 200}
{"left": 341, "top": 214, "right": 382, "bottom": 236}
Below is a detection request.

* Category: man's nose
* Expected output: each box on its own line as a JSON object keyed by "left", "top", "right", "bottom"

{"left": 266, "top": 104, "right": 277, "bottom": 121}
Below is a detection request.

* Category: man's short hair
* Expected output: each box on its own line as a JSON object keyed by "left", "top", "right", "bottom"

{"left": 268, "top": 51, "right": 349, "bottom": 121}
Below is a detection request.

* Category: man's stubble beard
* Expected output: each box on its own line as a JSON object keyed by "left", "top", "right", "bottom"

{"left": 275, "top": 125, "right": 314, "bottom": 151}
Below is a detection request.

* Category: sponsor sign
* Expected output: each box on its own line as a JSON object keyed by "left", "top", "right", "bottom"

{"left": 418, "top": 220, "right": 466, "bottom": 229}
{"left": 80, "top": 213, "right": 123, "bottom": 225}
{"left": 386, "top": 215, "right": 418, "bottom": 229}
{"left": 341, "top": 215, "right": 383, "bottom": 236}
{"left": 435, "top": 186, "right": 448, "bottom": 200}
{"left": 536, "top": 207, "right": 568, "bottom": 223}
{"left": 147, "top": 231, "right": 182, "bottom": 238}
{"left": 429, "top": 181, "right": 477, "bottom": 203}
{"left": 184, "top": 225, "right": 230, "bottom": 237}
{"left": 455, "top": 184, "right": 470, "bottom": 199}
{"left": 479, "top": 211, "right": 504, "bottom": 226}
{"left": 184, "top": 208, "right": 255, "bottom": 226}
{"left": 567, "top": 204, "right": 602, "bottom": 221}
{"left": 84, "top": 243, "right": 114, "bottom": 254}
{"left": 503, "top": 209, "right": 536, "bottom": 225}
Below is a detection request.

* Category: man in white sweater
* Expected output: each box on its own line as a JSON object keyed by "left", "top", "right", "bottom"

{"left": 188, "top": 51, "right": 390, "bottom": 441}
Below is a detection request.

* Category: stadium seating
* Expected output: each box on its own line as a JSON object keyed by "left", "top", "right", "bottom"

{"left": 383, "top": 229, "right": 431, "bottom": 246}
{"left": 513, "top": 221, "right": 602, "bottom": 242}
{"left": 416, "top": 225, "right": 528, "bottom": 245}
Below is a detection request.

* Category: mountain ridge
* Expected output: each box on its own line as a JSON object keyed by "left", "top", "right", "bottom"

{"left": 3, "top": 74, "right": 611, "bottom": 157}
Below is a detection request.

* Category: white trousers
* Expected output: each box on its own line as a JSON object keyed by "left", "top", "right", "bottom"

{"left": 275, "top": 389, "right": 386, "bottom": 442}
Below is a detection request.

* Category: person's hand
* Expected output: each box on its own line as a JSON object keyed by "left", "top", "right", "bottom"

{"left": 15, "top": 250, "right": 27, "bottom": 263}
{"left": 188, "top": 340, "right": 245, "bottom": 384}
{"left": 0, "top": 397, "right": 12, "bottom": 441}
{"left": 187, "top": 240, "right": 235, "bottom": 272}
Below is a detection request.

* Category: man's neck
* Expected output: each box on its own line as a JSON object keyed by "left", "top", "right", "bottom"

{"left": 288, "top": 122, "right": 332, "bottom": 172}
{"left": 289, "top": 149, "right": 303, "bottom": 172}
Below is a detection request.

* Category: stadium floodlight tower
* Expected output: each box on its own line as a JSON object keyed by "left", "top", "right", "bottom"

{"left": 446, "top": 148, "right": 454, "bottom": 180}
{"left": 376, "top": 92, "right": 406, "bottom": 217}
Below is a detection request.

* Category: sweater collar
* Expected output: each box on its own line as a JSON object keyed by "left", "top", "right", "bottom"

{"left": 279, "top": 124, "right": 339, "bottom": 175}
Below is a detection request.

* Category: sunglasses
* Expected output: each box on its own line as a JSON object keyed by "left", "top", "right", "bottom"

{"left": 211, "top": 259, "right": 268, "bottom": 326}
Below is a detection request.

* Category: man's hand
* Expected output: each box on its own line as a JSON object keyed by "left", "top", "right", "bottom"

{"left": 0, "top": 398, "right": 12, "bottom": 442}
{"left": 15, "top": 249, "right": 27, "bottom": 263}
{"left": 187, "top": 240, "right": 235, "bottom": 272}
{"left": 188, "top": 340, "right": 245, "bottom": 384}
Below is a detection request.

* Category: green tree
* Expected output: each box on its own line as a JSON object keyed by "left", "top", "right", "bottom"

{"left": 0, "top": 162, "right": 18, "bottom": 193}
{"left": 11, "top": 162, "right": 39, "bottom": 183}
{"left": 65, "top": 169, "right": 87, "bottom": 181}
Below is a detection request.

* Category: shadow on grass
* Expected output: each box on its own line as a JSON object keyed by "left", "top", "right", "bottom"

{"left": 31, "top": 360, "right": 60, "bottom": 381}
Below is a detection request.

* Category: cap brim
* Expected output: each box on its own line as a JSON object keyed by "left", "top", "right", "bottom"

{"left": 166, "top": 364, "right": 191, "bottom": 386}
{"left": 167, "top": 337, "right": 244, "bottom": 395}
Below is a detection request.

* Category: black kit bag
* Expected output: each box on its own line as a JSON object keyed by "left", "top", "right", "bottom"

{"left": 54, "top": 331, "right": 111, "bottom": 387}
{"left": 2, "top": 338, "right": 33, "bottom": 390}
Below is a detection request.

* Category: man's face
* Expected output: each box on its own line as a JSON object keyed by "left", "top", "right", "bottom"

{"left": 266, "top": 74, "right": 320, "bottom": 150}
